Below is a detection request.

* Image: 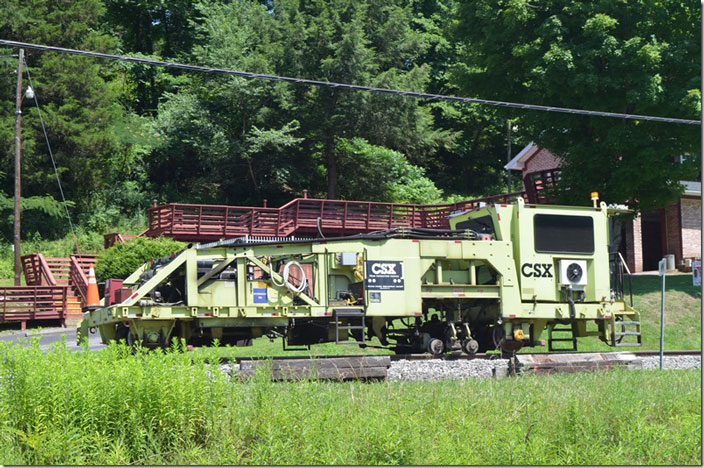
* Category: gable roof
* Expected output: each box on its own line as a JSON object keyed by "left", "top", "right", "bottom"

{"left": 504, "top": 141, "right": 539, "bottom": 171}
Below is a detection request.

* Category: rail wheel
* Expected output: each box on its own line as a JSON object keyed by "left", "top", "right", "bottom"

{"left": 426, "top": 338, "right": 445, "bottom": 355}
{"left": 126, "top": 329, "right": 138, "bottom": 354}
{"left": 462, "top": 338, "right": 479, "bottom": 355}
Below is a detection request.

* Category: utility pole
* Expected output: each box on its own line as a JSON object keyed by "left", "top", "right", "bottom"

{"left": 506, "top": 119, "right": 512, "bottom": 193}
{"left": 13, "top": 49, "right": 23, "bottom": 286}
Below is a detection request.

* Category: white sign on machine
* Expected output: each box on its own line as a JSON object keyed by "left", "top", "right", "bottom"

{"left": 692, "top": 260, "right": 701, "bottom": 287}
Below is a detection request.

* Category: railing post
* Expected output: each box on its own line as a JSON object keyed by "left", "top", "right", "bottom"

{"left": 343, "top": 202, "right": 348, "bottom": 233}
{"left": 249, "top": 208, "right": 254, "bottom": 235}
{"left": 224, "top": 207, "right": 229, "bottom": 237}
{"left": 389, "top": 204, "right": 393, "bottom": 228}
{"left": 62, "top": 286, "right": 67, "bottom": 322}
{"left": 295, "top": 200, "right": 300, "bottom": 232}
{"left": 366, "top": 202, "right": 371, "bottom": 230}
{"left": 32, "top": 286, "right": 37, "bottom": 321}
{"left": 170, "top": 204, "right": 176, "bottom": 235}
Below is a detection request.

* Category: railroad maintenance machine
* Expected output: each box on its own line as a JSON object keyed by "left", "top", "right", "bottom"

{"left": 78, "top": 196, "right": 641, "bottom": 356}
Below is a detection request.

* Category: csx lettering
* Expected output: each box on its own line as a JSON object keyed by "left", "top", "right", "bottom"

{"left": 371, "top": 263, "right": 397, "bottom": 275}
{"left": 521, "top": 263, "right": 553, "bottom": 278}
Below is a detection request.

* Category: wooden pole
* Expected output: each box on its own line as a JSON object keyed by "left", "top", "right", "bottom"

{"left": 13, "top": 49, "right": 24, "bottom": 286}
{"left": 507, "top": 119, "right": 512, "bottom": 194}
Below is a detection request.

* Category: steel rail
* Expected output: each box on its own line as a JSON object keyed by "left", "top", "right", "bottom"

{"left": 220, "top": 349, "right": 701, "bottom": 365}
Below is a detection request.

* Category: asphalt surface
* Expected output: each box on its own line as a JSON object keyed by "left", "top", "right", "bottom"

{"left": 0, "top": 327, "right": 106, "bottom": 351}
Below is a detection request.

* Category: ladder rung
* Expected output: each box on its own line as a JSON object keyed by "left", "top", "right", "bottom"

{"left": 615, "top": 321, "right": 640, "bottom": 326}
{"left": 615, "top": 331, "right": 641, "bottom": 336}
{"left": 550, "top": 338, "right": 577, "bottom": 342}
{"left": 334, "top": 310, "right": 365, "bottom": 317}
{"left": 615, "top": 342, "right": 642, "bottom": 347}
{"left": 338, "top": 325, "right": 364, "bottom": 330}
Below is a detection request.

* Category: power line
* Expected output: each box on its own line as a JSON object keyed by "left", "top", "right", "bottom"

{"left": 0, "top": 38, "right": 700, "bottom": 126}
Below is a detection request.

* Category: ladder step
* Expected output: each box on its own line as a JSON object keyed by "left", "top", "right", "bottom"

{"left": 337, "top": 325, "right": 365, "bottom": 330}
{"left": 614, "top": 342, "right": 642, "bottom": 347}
{"left": 615, "top": 321, "right": 640, "bottom": 326}
{"left": 615, "top": 331, "right": 641, "bottom": 336}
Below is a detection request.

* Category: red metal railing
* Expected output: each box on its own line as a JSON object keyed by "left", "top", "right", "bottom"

{"left": 103, "top": 232, "right": 138, "bottom": 249}
{"left": 69, "top": 255, "right": 97, "bottom": 302}
{"left": 146, "top": 192, "right": 526, "bottom": 241}
{"left": 0, "top": 286, "right": 67, "bottom": 325}
{"left": 21, "top": 253, "right": 97, "bottom": 302}
{"left": 21, "top": 254, "right": 57, "bottom": 286}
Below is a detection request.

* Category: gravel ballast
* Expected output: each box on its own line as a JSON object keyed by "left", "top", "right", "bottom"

{"left": 387, "top": 354, "right": 701, "bottom": 382}
{"left": 388, "top": 358, "right": 510, "bottom": 381}
{"left": 639, "top": 355, "right": 701, "bottom": 370}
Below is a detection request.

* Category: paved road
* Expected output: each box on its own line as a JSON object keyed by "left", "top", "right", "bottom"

{"left": 0, "top": 327, "right": 106, "bottom": 351}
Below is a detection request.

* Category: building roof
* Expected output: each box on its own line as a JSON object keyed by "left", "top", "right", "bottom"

{"left": 504, "top": 142, "right": 539, "bottom": 171}
{"left": 681, "top": 180, "right": 701, "bottom": 197}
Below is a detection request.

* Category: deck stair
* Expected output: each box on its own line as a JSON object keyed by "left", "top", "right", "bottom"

{"left": 19, "top": 253, "right": 98, "bottom": 326}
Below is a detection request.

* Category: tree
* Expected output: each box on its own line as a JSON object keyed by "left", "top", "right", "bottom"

{"left": 335, "top": 137, "right": 442, "bottom": 203}
{"left": 453, "top": 0, "right": 700, "bottom": 211}
{"left": 0, "top": 0, "right": 137, "bottom": 236}
{"left": 147, "top": 0, "right": 452, "bottom": 205}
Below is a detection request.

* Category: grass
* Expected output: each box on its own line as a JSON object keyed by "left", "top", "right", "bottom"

{"left": 0, "top": 339, "right": 700, "bottom": 465}
{"left": 574, "top": 273, "right": 701, "bottom": 352}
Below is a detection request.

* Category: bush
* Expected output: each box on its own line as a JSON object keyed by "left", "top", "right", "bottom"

{"left": 95, "top": 237, "right": 186, "bottom": 281}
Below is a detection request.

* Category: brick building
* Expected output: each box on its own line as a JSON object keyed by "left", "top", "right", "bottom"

{"left": 505, "top": 142, "right": 701, "bottom": 272}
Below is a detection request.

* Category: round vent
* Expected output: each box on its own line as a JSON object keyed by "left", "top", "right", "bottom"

{"left": 566, "top": 263, "right": 583, "bottom": 282}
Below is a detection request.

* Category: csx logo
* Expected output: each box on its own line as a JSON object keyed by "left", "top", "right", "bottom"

{"left": 521, "top": 263, "right": 553, "bottom": 278}
{"left": 371, "top": 263, "right": 398, "bottom": 275}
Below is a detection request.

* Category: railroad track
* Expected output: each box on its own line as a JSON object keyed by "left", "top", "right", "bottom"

{"left": 226, "top": 350, "right": 701, "bottom": 381}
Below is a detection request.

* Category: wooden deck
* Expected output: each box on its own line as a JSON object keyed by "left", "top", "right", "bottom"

{"left": 145, "top": 192, "right": 526, "bottom": 242}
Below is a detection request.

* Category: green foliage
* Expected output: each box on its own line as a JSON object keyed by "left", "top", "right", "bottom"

{"left": 0, "top": 340, "right": 699, "bottom": 465}
{"left": 145, "top": 0, "right": 453, "bottom": 204}
{"left": 95, "top": 236, "right": 185, "bottom": 281}
{"left": 0, "top": 0, "right": 148, "bottom": 235}
{"left": 453, "top": 0, "right": 700, "bottom": 211}
{"left": 335, "top": 138, "right": 442, "bottom": 203}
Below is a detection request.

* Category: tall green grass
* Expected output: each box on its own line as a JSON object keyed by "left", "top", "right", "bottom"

{"left": 0, "top": 339, "right": 699, "bottom": 465}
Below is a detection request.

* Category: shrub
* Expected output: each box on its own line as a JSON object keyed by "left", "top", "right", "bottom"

{"left": 95, "top": 236, "right": 186, "bottom": 281}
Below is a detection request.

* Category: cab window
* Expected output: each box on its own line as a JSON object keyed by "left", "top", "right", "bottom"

{"left": 534, "top": 214, "right": 594, "bottom": 254}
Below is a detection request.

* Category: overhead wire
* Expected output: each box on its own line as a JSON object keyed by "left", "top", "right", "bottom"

{"left": 0, "top": 39, "right": 699, "bottom": 126}
{"left": 23, "top": 57, "right": 82, "bottom": 255}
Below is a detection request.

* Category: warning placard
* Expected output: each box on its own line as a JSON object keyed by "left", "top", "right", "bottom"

{"left": 365, "top": 260, "right": 404, "bottom": 290}
{"left": 693, "top": 261, "right": 701, "bottom": 287}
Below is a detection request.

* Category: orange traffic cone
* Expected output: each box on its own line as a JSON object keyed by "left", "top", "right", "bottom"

{"left": 86, "top": 264, "right": 100, "bottom": 308}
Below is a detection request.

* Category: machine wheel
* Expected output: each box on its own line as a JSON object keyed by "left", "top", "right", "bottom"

{"left": 426, "top": 338, "right": 445, "bottom": 355}
{"left": 115, "top": 323, "right": 129, "bottom": 343}
{"left": 462, "top": 339, "right": 479, "bottom": 355}
{"left": 126, "top": 330, "right": 140, "bottom": 354}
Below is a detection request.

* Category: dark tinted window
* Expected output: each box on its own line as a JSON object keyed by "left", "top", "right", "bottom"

{"left": 456, "top": 215, "right": 495, "bottom": 236}
{"left": 534, "top": 214, "right": 594, "bottom": 254}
